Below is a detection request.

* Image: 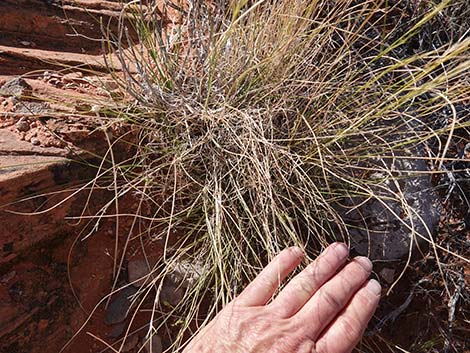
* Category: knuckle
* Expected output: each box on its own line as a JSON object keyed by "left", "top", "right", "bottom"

{"left": 319, "top": 288, "right": 343, "bottom": 310}
{"left": 259, "top": 274, "right": 280, "bottom": 291}
{"left": 296, "top": 276, "right": 316, "bottom": 296}
{"left": 305, "top": 257, "right": 331, "bottom": 281}
{"left": 317, "top": 253, "right": 337, "bottom": 274}
{"left": 357, "top": 287, "right": 374, "bottom": 304}
{"left": 337, "top": 271, "right": 355, "bottom": 292}
{"left": 267, "top": 302, "right": 287, "bottom": 316}
{"left": 339, "top": 316, "right": 363, "bottom": 344}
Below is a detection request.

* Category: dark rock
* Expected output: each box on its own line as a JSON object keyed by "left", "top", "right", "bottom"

{"left": 0, "top": 302, "right": 18, "bottom": 326}
{"left": 160, "top": 258, "right": 205, "bottom": 306}
{"left": 15, "top": 118, "right": 30, "bottom": 132}
{"left": 104, "top": 286, "right": 138, "bottom": 325}
{"left": 0, "top": 78, "right": 32, "bottom": 98}
{"left": 1, "top": 271, "right": 16, "bottom": 284}
{"left": 122, "top": 334, "right": 139, "bottom": 352}
{"left": 37, "top": 319, "right": 49, "bottom": 332}
{"left": 107, "top": 321, "right": 127, "bottom": 338}
{"left": 337, "top": 156, "right": 441, "bottom": 260}
{"left": 159, "top": 281, "right": 184, "bottom": 307}
{"left": 127, "top": 259, "right": 152, "bottom": 287}
{"left": 143, "top": 334, "right": 163, "bottom": 353}
{"left": 379, "top": 268, "right": 396, "bottom": 284}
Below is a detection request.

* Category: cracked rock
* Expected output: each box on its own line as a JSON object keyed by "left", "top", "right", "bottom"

{"left": 160, "top": 258, "right": 205, "bottom": 306}
{"left": 336, "top": 155, "right": 441, "bottom": 260}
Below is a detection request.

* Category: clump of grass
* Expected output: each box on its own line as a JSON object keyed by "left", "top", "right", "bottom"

{"left": 79, "top": 0, "right": 470, "bottom": 351}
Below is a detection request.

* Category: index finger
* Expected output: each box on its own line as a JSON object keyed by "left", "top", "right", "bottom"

{"left": 236, "top": 247, "right": 304, "bottom": 306}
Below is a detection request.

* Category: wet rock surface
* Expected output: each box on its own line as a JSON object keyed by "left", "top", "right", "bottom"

{"left": 104, "top": 286, "right": 138, "bottom": 325}
{"left": 337, "top": 155, "right": 441, "bottom": 260}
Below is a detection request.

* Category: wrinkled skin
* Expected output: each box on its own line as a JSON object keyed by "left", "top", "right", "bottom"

{"left": 183, "top": 243, "right": 381, "bottom": 353}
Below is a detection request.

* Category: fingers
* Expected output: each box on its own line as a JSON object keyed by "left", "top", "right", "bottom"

{"left": 316, "top": 279, "right": 381, "bottom": 353}
{"left": 296, "top": 256, "right": 373, "bottom": 338}
{"left": 236, "top": 247, "right": 304, "bottom": 306}
{"left": 269, "top": 243, "right": 349, "bottom": 317}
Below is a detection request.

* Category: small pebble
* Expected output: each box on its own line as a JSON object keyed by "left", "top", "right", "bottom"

{"left": 16, "top": 118, "right": 30, "bottom": 132}
{"left": 380, "top": 268, "right": 396, "bottom": 284}
{"left": 30, "top": 137, "right": 40, "bottom": 146}
{"left": 37, "top": 319, "right": 49, "bottom": 332}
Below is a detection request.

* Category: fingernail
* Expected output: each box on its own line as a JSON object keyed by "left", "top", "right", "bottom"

{"left": 354, "top": 256, "right": 373, "bottom": 272}
{"left": 365, "top": 279, "right": 382, "bottom": 295}
{"left": 332, "top": 243, "right": 349, "bottom": 259}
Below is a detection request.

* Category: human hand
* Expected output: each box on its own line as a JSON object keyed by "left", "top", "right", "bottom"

{"left": 183, "top": 243, "right": 381, "bottom": 353}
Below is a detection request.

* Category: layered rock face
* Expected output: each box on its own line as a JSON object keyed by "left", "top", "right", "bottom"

{"left": 0, "top": 2, "right": 136, "bottom": 352}
{"left": 0, "top": 0, "right": 126, "bottom": 75}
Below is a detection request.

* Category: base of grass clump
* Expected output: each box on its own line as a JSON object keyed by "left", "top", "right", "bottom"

{"left": 74, "top": 0, "right": 470, "bottom": 351}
